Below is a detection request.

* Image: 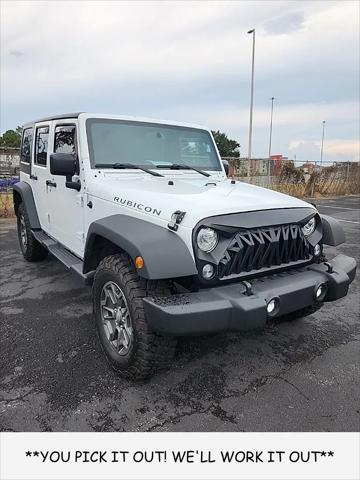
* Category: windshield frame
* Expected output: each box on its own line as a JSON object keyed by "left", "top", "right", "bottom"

{"left": 85, "top": 118, "right": 223, "bottom": 172}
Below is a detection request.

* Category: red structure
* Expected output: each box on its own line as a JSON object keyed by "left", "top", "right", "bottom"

{"left": 270, "top": 154, "right": 283, "bottom": 176}
{"left": 301, "top": 162, "right": 316, "bottom": 174}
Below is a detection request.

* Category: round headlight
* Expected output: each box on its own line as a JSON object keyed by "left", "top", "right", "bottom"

{"left": 197, "top": 227, "right": 218, "bottom": 252}
{"left": 202, "top": 263, "right": 215, "bottom": 279}
{"left": 302, "top": 217, "right": 316, "bottom": 236}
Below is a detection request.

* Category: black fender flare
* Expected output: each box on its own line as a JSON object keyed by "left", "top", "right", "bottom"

{"left": 83, "top": 215, "right": 198, "bottom": 280}
{"left": 12, "top": 181, "right": 41, "bottom": 229}
{"left": 320, "top": 214, "right": 345, "bottom": 246}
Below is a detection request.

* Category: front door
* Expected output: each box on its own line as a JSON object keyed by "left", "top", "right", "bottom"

{"left": 46, "top": 122, "right": 85, "bottom": 257}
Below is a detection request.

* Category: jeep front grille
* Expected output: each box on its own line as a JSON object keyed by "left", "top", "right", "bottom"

{"left": 218, "top": 224, "right": 310, "bottom": 278}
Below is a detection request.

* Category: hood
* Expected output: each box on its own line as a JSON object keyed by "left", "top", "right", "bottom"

{"left": 88, "top": 173, "right": 315, "bottom": 228}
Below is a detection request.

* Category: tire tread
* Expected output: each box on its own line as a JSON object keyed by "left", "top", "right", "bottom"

{"left": 17, "top": 203, "right": 48, "bottom": 262}
{"left": 93, "top": 253, "right": 176, "bottom": 380}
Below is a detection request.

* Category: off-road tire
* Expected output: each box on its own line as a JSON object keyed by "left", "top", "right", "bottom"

{"left": 93, "top": 253, "right": 177, "bottom": 380}
{"left": 17, "top": 203, "right": 48, "bottom": 262}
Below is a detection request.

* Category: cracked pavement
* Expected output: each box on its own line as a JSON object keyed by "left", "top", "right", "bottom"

{"left": 0, "top": 196, "right": 359, "bottom": 432}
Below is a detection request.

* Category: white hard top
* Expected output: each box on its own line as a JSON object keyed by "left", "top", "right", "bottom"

{"left": 24, "top": 112, "right": 209, "bottom": 131}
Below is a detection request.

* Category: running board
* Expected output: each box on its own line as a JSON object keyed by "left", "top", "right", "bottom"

{"left": 32, "top": 230, "right": 94, "bottom": 285}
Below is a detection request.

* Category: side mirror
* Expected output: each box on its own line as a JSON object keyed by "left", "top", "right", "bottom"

{"left": 222, "top": 160, "right": 229, "bottom": 176}
{"left": 50, "top": 153, "right": 81, "bottom": 191}
{"left": 50, "top": 153, "right": 77, "bottom": 177}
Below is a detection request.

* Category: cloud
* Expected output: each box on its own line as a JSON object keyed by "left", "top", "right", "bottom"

{"left": 325, "top": 140, "right": 360, "bottom": 158}
{"left": 289, "top": 139, "right": 360, "bottom": 162}
{"left": 164, "top": 100, "right": 357, "bottom": 142}
{"left": 160, "top": 100, "right": 358, "bottom": 160}
{"left": 263, "top": 13, "right": 305, "bottom": 35}
{"left": 0, "top": 1, "right": 358, "bottom": 162}
{"left": 193, "top": 101, "right": 357, "bottom": 129}
{"left": 9, "top": 50, "right": 24, "bottom": 57}
{"left": 2, "top": 1, "right": 358, "bottom": 99}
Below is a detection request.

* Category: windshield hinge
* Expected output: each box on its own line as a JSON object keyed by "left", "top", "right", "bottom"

{"left": 168, "top": 211, "right": 186, "bottom": 231}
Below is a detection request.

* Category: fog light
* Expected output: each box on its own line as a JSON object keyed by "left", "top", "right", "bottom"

{"left": 267, "top": 298, "right": 277, "bottom": 315}
{"left": 315, "top": 283, "right": 326, "bottom": 300}
{"left": 314, "top": 244, "right": 321, "bottom": 256}
{"left": 202, "top": 263, "right": 215, "bottom": 279}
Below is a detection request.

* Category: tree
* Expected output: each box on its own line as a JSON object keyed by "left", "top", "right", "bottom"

{"left": 0, "top": 127, "right": 22, "bottom": 148}
{"left": 211, "top": 130, "right": 240, "bottom": 158}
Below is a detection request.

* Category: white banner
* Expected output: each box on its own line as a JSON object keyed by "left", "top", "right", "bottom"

{"left": 0, "top": 432, "right": 359, "bottom": 480}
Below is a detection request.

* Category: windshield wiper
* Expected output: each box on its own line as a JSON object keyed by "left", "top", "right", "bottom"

{"left": 156, "top": 163, "right": 210, "bottom": 177}
{"left": 94, "top": 162, "right": 164, "bottom": 177}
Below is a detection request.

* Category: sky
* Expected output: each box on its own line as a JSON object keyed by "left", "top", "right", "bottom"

{"left": 0, "top": 0, "right": 359, "bottom": 162}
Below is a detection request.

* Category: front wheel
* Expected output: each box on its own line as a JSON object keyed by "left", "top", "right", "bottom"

{"left": 17, "top": 203, "right": 48, "bottom": 261}
{"left": 92, "top": 254, "right": 176, "bottom": 380}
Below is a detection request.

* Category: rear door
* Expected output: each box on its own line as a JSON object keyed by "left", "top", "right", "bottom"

{"left": 19, "top": 127, "right": 32, "bottom": 181}
{"left": 30, "top": 123, "right": 52, "bottom": 233}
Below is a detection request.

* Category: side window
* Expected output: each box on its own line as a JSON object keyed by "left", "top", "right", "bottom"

{"left": 20, "top": 128, "right": 33, "bottom": 164}
{"left": 34, "top": 126, "right": 49, "bottom": 167}
{"left": 54, "top": 125, "right": 76, "bottom": 154}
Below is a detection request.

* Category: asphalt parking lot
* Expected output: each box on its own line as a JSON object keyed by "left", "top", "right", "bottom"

{"left": 0, "top": 195, "right": 359, "bottom": 432}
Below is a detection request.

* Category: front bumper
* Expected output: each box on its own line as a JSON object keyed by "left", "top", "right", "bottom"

{"left": 143, "top": 254, "right": 356, "bottom": 336}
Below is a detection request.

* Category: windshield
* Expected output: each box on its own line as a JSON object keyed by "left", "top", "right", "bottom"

{"left": 86, "top": 119, "right": 221, "bottom": 171}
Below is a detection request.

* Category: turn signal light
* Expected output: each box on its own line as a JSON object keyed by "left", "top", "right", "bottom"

{"left": 135, "top": 256, "right": 144, "bottom": 269}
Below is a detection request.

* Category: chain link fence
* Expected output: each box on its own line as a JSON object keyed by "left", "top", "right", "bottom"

{"left": 0, "top": 147, "right": 20, "bottom": 218}
{"left": 0, "top": 147, "right": 359, "bottom": 217}
{"left": 225, "top": 158, "right": 360, "bottom": 198}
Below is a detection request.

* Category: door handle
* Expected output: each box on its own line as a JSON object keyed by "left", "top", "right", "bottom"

{"left": 30, "top": 174, "right": 38, "bottom": 180}
{"left": 46, "top": 180, "right": 57, "bottom": 188}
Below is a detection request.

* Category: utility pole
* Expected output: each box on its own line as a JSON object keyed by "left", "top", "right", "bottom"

{"left": 320, "top": 120, "right": 326, "bottom": 166}
{"left": 268, "top": 97, "right": 275, "bottom": 158}
{"left": 247, "top": 28, "right": 255, "bottom": 178}
{"left": 268, "top": 96, "right": 275, "bottom": 186}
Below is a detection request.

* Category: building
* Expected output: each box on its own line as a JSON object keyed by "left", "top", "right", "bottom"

{"left": 0, "top": 147, "right": 20, "bottom": 176}
{"left": 301, "top": 162, "right": 316, "bottom": 174}
{"left": 270, "top": 154, "right": 285, "bottom": 176}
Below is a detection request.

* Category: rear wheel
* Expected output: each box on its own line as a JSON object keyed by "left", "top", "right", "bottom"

{"left": 17, "top": 203, "right": 48, "bottom": 261}
{"left": 93, "top": 254, "right": 176, "bottom": 379}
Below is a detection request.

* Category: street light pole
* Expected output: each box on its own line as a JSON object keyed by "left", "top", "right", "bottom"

{"left": 247, "top": 28, "right": 255, "bottom": 177}
{"left": 267, "top": 96, "right": 275, "bottom": 186}
{"left": 268, "top": 96, "right": 275, "bottom": 158}
{"left": 320, "top": 120, "right": 326, "bottom": 166}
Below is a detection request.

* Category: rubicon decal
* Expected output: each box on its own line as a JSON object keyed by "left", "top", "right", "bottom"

{"left": 113, "top": 197, "right": 162, "bottom": 216}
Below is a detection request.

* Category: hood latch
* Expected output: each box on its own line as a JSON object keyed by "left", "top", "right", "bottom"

{"left": 168, "top": 211, "right": 186, "bottom": 231}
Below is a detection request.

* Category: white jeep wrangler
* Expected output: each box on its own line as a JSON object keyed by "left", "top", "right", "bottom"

{"left": 14, "top": 113, "right": 356, "bottom": 379}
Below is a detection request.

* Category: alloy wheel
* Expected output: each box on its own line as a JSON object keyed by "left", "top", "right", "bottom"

{"left": 19, "top": 214, "right": 27, "bottom": 249}
{"left": 100, "top": 281, "right": 133, "bottom": 356}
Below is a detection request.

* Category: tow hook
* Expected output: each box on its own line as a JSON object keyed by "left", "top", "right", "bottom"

{"left": 324, "top": 262, "right": 333, "bottom": 273}
{"left": 241, "top": 281, "right": 253, "bottom": 296}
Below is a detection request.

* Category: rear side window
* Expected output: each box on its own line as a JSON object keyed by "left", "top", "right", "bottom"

{"left": 54, "top": 125, "right": 76, "bottom": 154}
{"left": 20, "top": 128, "right": 33, "bottom": 164}
{"left": 34, "top": 126, "right": 49, "bottom": 166}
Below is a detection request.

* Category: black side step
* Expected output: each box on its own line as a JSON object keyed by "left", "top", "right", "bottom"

{"left": 32, "top": 230, "right": 94, "bottom": 285}
{"left": 32, "top": 230, "right": 56, "bottom": 248}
